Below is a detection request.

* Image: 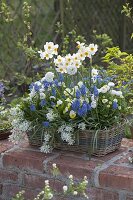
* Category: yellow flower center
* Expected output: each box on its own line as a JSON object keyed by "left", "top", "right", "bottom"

{"left": 85, "top": 52, "right": 89, "bottom": 56}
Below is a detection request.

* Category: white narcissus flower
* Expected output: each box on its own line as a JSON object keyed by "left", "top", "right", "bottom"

{"left": 53, "top": 44, "right": 59, "bottom": 55}
{"left": 54, "top": 55, "right": 64, "bottom": 66}
{"left": 56, "top": 65, "right": 66, "bottom": 73}
{"left": 44, "top": 51, "right": 53, "bottom": 60}
{"left": 74, "top": 60, "right": 82, "bottom": 68}
{"left": 44, "top": 72, "right": 54, "bottom": 82}
{"left": 44, "top": 42, "right": 54, "bottom": 51}
{"left": 84, "top": 47, "right": 92, "bottom": 58}
{"left": 77, "top": 50, "right": 86, "bottom": 61}
{"left": 65, "top": 54, "right": 72, "bottom": 63}
{"left": 67, "top": 65, "right": 77, "bottom": 75}
{"left": 38, "top": 50, "right": 45, "bottom": 59}
{"left": 88, "top": 44, "right": 98, "bottom": 55}
{"left": 76, "top": 41, "right": 85, "bottom": 49}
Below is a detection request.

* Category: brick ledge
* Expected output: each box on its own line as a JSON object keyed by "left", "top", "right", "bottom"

{"left": 0, "top": 138, "right": 133, "bottom": 200}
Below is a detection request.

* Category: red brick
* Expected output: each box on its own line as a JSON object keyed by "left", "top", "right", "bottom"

{"left": 126, "top": 195, "right": 133, "bottom": 200}
{"left": 23, "top": 173, "right": 64, "bottom": 191}
{"left": 122, "top": 138, "right": 133, "bottom": 148}
{"left": 3, "top": 149, "right": 55, "bottom": 172}
{"left": 114, "top": 152, "right": 133, "bottom": 164}
{"left": 3, "top": 185, "right": 39, "bottom": 200}
{"left": 99, "top": 165, "right": 133, "bottom": 192}
{"left": 48, "top": 155, "right": 103, "bottom": 180}
{"left": 0, "top": 184, "right": 3, "bottom": 195}
{"left": 88, "top": 187, "right": 119, "bottom": 200}
{"left": 0, "top": 140, "right": 14, "bottom": 154}
{"left": 23, "top": 174, "right": 45, "bottom": 189}
{"left": 0, "top": 170, "right": 18, "bottom": 183}
{"left": 92, "top": 147, "right": 126, "bottom": 162}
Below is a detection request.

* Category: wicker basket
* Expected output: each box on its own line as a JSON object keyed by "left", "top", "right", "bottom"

{"left": 27, "top": 123, "right": 125, "bottom": 157}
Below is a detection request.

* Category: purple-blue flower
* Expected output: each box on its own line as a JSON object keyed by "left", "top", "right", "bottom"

{"left": 42, "top": 121, "right": 49, "bottom": 127}
{"left": 40, "top": 99, "right": 46, "bottom": 107}
{"left": 76, "top": 90, "right": 81, "bottom": 99}
{"left": 77, "top": 103, "right": 88, "bottom": 117}
{"left": 30, "top": 104, "right": 36, "bottom": 111}
{"left": 0, "top": 82, "right": 4, "bottom": 98}
{"left": 112, "top": 101, "right": 118, "bottom": 109}
{"left": 87, "top": 103, "right": 91, "bottom": 111}
{"left": 80, "top": 84, "right": 87, "bottom": 96}
{"left": 54, "top": 79, "right": 59, "bottom": 87}
{"left": 51, "top": 88, "right": 56, "bottom": 96}
{"left": 43, "top": 81, "right": 52, "bottom": 89}
{"left": 71, "top": 99, "right": 80, "bottom": 111}
{"left": 51, "top": 102, "right": 55, "bottom": 106}
{"left": 58, "top": 73, "right": 64, "bottom": 82}
{"left": 34, "top": 84, "right": 40, "bottom": 92}
{"left": 93, "top": 86, "right": 99, "bottom": 97}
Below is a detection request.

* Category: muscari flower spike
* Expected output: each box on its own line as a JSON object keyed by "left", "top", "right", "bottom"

{"left": 40, "top": 99, "right": 46, "bottom": 107}
{"left": 42, "top": 121, "right": 50, "bottom": 127}
{"left": 112, "top": 101, "right": 118, "bottom": 109}
{"left": 30, "top": 104, "right": 36, "bottom": 111}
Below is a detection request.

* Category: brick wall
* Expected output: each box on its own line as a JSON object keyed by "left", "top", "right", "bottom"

{"left": 0, "top": 139, "right": 133, "bottom": 200}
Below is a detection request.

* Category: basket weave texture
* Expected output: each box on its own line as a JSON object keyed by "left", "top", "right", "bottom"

{"left": 27, "top": 123, "right": 124, "bottom": 157}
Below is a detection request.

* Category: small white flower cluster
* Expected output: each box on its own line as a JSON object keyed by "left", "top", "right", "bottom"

{"left": 46, "top": 109, "right": 57, "bottom": 122}
{"left": 91, "top": 68, "right": 99, "bottom": 83}
{"left": 128, "top": 157, "right": 133, "bottom": 164}
{"left": 40, "top": 132, "right": 52, "bottom": 153}
{"left": 38, "top": 42, "right": 58, "bottom": 60}
{"left": 58, "top": 124, "right": 74, "bottom": 145}
{"left": 35, "top": 179, "right": 53, "bottom": 200}
{"left": 9, "top": 106, "right": 31, "bottom": 144}
{"left": 78, "top": 122, "right": 86, "bottom": 130}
